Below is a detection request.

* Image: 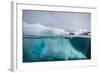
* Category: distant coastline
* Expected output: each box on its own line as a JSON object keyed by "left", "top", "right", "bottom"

{"left": 23, "top": 34, "right": 91, "bottom": 39}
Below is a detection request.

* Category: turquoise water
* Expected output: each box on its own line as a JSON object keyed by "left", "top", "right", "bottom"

{"left": 23, "top": 36, "right": 91, "bottom": 62}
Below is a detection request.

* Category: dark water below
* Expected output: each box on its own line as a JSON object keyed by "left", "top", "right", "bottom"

{"left": 23, "top": 36, "right": 91, "bottom": 62}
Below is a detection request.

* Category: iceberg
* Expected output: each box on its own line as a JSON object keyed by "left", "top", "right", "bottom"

{"left": 23, "top": 22, "right": 90, "bottom": 62}
{"left": 23, "top": 22, "right": 67, "bottom": 36}
{"left": 23, "top": 23, "right": 49, "bottom": 35}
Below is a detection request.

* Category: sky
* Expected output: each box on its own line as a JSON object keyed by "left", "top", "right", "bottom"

{"left": 22, "top": 10, "right": 91, "bottom": 32}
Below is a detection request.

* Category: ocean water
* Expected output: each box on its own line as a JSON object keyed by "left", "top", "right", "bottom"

{"left": 23, "top": 36, "right": 91, "bottom": 62}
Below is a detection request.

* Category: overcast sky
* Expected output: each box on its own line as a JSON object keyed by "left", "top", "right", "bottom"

{"left": 22, "top": 10, "right": 91, "bottom": 32}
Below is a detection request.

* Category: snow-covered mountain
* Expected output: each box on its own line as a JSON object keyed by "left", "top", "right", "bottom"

{"left": 23, "top": 22, "right": 67, "bottom": 36}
